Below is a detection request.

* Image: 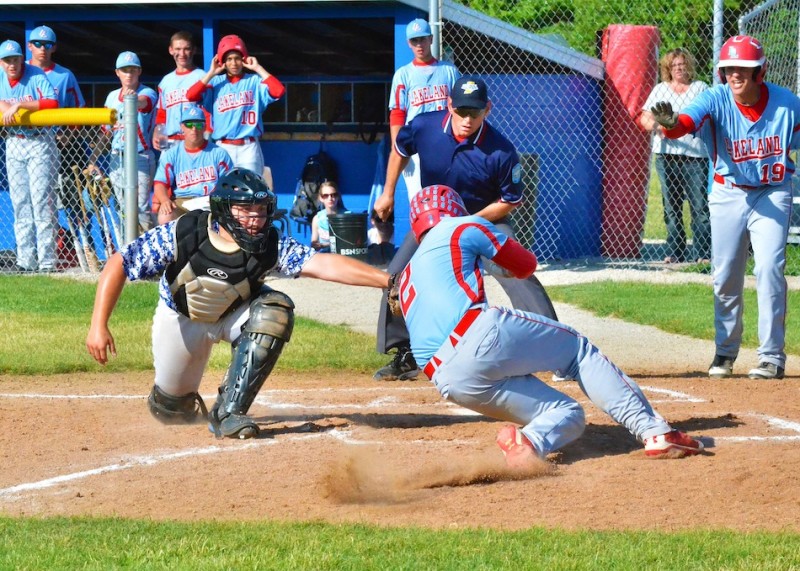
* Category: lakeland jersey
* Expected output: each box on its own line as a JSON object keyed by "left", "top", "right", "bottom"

{"left": 400, "top": 215, "right": 509, "bottom": 362}
{"left": 394, "top": 110, "right": 523, "bottom": 213}
{"left": 0, "top": 64, "right": 57, "bottom": 136}
{"left": 681, "top": 81, "right": 800, "bottom": 186}
{"left": 154, "top": 141, "right": 234, "bottom": 198}
{"left": 388, "top": 59, "right": 460, "bottom": 124}
{"left": 34, "top": 62, "right": 84, "bottom": 108}
{"left": 204, "top": 73, "right": 281, "bottom": 140}
{"left": 104, "top": 84, "right": 158, "bottom": 153}
{"left": 157, "top": 68, "right": 211, "bottom": 137}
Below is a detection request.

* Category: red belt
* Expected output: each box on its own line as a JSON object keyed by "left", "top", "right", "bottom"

{"left": 216, "top": 137, "right": 256, "bottom": 146}
{"left": 423, "top": 308, "right": 482, "bottom": 379}
{"left": 713, "top": 173, "right": 762, "bottom": 190}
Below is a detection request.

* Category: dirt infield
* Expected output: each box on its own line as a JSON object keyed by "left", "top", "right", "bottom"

{"left": 1, "top": 369, "right": 799, "bottom": 531}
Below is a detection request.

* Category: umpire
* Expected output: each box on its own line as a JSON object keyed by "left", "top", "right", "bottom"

{"left": 372, "top": 76, "right": 558, "bottom": 381}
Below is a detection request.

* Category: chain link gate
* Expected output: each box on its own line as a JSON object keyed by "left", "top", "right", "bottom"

{"left": 1, "top": 115, "right": 121, "bottom": 275}
{"left": 441, "top": 0, "right": 800, "bottom": 271}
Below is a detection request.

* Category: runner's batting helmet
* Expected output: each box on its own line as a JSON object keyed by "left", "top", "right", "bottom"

{"left": 717, "top": 35, "right": 767, "bottom": 84}
{"left": 210, "top": 168, "right": 276, "bottom": 253}
{"left": 409, "top": 185, "right": 468, "bottom": 242}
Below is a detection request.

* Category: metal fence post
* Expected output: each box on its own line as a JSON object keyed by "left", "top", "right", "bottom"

{"left": 123, "top": 93, "right": 138, "bottom": 244}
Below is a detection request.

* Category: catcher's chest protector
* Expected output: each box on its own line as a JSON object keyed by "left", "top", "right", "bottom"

{"left": 167, "top": 211, "right": 279, "bottom": 322}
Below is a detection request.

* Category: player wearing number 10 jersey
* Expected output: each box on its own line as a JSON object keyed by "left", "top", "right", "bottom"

{"left": 186, "top": 34, "right": 285, "bottom": 175}
{"left": 655, "top": 35, "right": 800, "bottom": 380}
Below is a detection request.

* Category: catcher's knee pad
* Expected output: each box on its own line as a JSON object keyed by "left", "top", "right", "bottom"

{"left": 247, "top": 289, "right": 295, "bottom": 341}
{"left": 147, "top": 384, "right": 208, "bottom": 425}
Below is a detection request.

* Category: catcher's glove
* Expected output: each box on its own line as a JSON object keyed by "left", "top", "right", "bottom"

{"left": 651, "top": 101, "right": 678, "bottom": 129}
{"left": 387, "top": 273, "right": 402, "bottom": 317}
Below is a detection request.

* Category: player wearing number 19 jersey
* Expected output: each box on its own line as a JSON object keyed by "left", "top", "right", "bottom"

{"left": 659, "top": 35, "right": 800, "bottom": 379}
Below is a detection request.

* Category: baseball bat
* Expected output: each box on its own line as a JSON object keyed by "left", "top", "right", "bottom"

{"left": 85, "top": 173, "right": 115, "bottom": 259}
{"left": 54, "top": 173, "right": 89, "bottom": 273}
{"left": 70, "top": 165, "right": 100, "bottom": 273}
{"left": 97, "top": 176, "right": 124, "bottom": 248}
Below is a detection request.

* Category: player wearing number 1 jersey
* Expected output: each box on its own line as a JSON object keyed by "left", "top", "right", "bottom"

{"left": 186, "top": 34, "right": 284, "bottom": 175}
{"left": 653, "top": 35, "right": 800, "bottom": 380}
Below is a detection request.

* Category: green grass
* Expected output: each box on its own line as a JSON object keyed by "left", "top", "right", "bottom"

{"left": 0, "top": 276, "right": 387, "bottom": 375}
{"left": 1, "top": 518, "right": 799, "bottom": 570}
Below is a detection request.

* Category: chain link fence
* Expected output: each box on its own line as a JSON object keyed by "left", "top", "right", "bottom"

{"left": 0, "top": 119, "right": 122, "bottom": 275}
{"left": 443, "top": 0, "right": 800, "bottom": 270}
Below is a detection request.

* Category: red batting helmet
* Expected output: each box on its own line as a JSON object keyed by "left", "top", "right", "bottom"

{"left": 217, "top": 34, "right": 249, "bottom": 63}
{"left": 717, "top": 35, "right": 767, "bottom": 84}
{"left": 409, "top": 185, "right": 468, "bottom": 242}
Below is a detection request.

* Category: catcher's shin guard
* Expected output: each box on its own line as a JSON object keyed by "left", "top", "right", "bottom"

{"left": 209, "top": 290, "right": 295, "bottom": 439}
{"left": 148, "top": 384, "right": 208, "bottom": 424}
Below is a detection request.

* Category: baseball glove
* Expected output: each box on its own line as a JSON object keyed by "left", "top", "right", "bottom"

{"left": 651, "top": 101, "right": 678, "bottom": 129}
{"left": 387, "top": 273, "right": 402, "bottom": 317}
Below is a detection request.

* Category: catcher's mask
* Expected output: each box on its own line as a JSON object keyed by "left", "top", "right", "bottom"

{"left": 209, "top": 167, "right": 276, "bottom": 254}
{"left": 409, "top": 184, "right": 468, "bottom": 242}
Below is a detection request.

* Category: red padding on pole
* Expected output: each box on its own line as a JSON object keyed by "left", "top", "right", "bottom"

{"left": 600, "top": 24, "right": 660, "bottom": 258}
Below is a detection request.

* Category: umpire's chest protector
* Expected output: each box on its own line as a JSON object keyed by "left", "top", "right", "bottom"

{"left": 166, "top": 211, "right": 279, "bottom": 322}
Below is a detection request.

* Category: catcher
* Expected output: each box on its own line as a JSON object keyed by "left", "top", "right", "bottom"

{"left": 86, "top": 168, "right": 390, "bottom": 439}
{"left": 393, "top": 185, "right": 704, "bottom": 467}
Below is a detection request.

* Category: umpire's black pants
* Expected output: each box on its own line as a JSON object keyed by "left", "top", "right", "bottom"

{"left": 376, "top": 218, "right": 558, "bottom": 354}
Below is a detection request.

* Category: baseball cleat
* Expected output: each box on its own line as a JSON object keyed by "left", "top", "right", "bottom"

{"left": 209, "top": 412, "right": 260, "bottom": 439}
{"left": 708, "top": 354, "right": 735, "bottom": 378}
{"left": 644, "top": 430, "right": 704, "bottom": 458}
{"left": 748, "top": 362, "right": 784, "bottom": 380}
{"left": 496, "top": 425, "right": 538, "bottom": 469}
{"left": 373, "top": 347, "right": 420, "bottom": 381}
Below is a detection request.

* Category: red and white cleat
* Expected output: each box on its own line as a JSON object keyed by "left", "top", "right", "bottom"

{"left": 496, "top": 425, "right": 538, "bottom": 469}
{"left": 644, "top": 430, "right": 704, "bottom": 458}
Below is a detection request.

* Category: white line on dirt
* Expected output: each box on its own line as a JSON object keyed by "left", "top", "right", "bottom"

{"left": 640, "top": 386, "right": 707, "bottom": 403}
{"left": 0, "top": 393, "right": 142, "bottom": 400}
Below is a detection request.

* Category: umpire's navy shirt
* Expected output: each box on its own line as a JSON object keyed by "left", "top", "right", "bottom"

{"left": 394, "top": 110, "right": 523, "bottom": 214}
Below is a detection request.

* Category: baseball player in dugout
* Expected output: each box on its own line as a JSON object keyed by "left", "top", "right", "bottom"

{"left": 388, "top": 17, "right": 460, "bottom": 197}
{"left": 651, "top": 35, "right": 800, "bottom": 381}
{"left": 186, "top": 34, "right": 284, "bottom": 175}
{"left": 152, "top": 102, "right": 234, "bottom": 224}
{"left": 86, "top": 168, "right": 392, "bottom": 440}
{"left": 153, "top": 30, "right": 212, "bottom": 152}
{"left": 0, "top": 39, "right": 59, "bottom": 273}
{"left": 394, "top": 185, "right": 704, "bottom": 467}
{"left": 372, "top": 75, "right": 558, "bottom": 382}
{"left": 89, "top": 51, "right": 158, "bottom": 233}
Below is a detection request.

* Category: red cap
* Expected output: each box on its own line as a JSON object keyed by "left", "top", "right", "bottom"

{"left": 217, "top": 34, "right": 248, "bottom": 63}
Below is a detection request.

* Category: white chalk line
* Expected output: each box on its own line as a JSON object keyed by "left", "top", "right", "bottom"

{"left": 0, "top": 427, "right": 477, "bottom": 500}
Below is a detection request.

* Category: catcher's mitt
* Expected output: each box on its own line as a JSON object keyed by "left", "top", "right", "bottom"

{"left": 387, "top": 273, "right": 402, "bottom": 317}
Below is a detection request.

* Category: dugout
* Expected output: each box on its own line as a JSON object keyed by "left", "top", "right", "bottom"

{"left": 0, "top": 0, "right": 605, "bottom": 257}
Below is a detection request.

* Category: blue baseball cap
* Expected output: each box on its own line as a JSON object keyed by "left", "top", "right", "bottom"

{"left": 0, "top": 40, "right": 23, "bottom": 59}
{"left": 406, "top": 18, "right": 432, "bottom": 40}
{"left": 180, "top": 102, "right": 206, "bottom": 123}
{"left": 115, "top": 51, "right": 141, "bottom": 69}
{"left": 29, "top": 25, "right": 56, "bottom": 44}
{"left": 450, "top": 76, "right": 489, "bottom": 109}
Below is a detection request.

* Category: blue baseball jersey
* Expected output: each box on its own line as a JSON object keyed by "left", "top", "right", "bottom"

{"left": 35, "top": 62, "right": 84, "bottom": 108}
{"left": 394, "top": 110, "right": 523, "bottom": 213}
{"left": 0, "top": 64, "right": 57, "bottom": 135}
{"left": 157, "top": 68, "right": 211, "bottom": 137}
{"left": 119, "top": 220, "right": 315, "bottom": 314}
{"left": 400, "top": 215, "right": 510, "bottom": 362}
{"left": 681, "top": 81, "right": 800, "bottom": 186}
{"left": 154, "top": 141, "right": 234, "bottom": 198}
{"left": 104, "top": 85, "right": 158, "bottom": 153}
{"left": 203, "top": 74, "right": 281, "bottom": 140}
{"left": 389, "top": 59, "right": 460, "bottom": 123}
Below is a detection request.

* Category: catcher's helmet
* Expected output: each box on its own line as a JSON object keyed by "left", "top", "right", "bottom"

{"left": 209, "top": 167, "right": 276, "bottom": 253}
{"left": 217, "top": 34, "right": 249, "bottom": 63}
{"left": 717, "top": 35, "right": 767, "bottom": 84}
{"left": 409, "top": 185, "right": 468, "bottom": 242}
